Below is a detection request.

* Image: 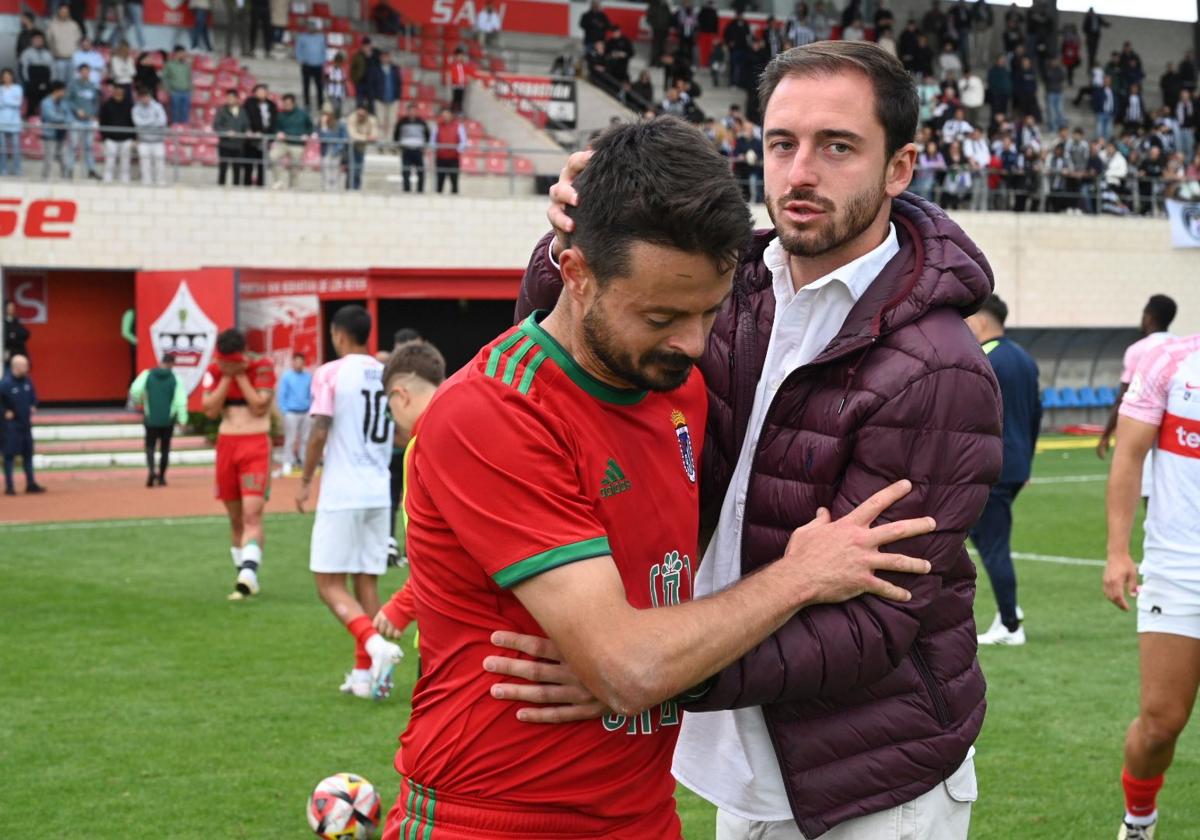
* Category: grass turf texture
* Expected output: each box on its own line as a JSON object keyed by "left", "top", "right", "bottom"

{"left": 1, "top": 443, "right": 1197, "bottom": 837}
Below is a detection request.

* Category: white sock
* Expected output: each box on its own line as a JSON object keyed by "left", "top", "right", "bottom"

{"left": 352, "top": 668, "right": 371, "bottom": 682}
{"left": 230, "top": 546, "right": 242, "bottom": 567}
{"left": 1125, "top": 810, "right": 1157, "bottom": 827}
{"left": 241, "top": 541, "right": 262, "bottom": 570}
{"left": 365, "top": 633, "right": 390, "bottom": 659}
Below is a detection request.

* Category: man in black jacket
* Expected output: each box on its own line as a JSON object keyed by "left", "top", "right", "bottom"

{"left": 723, "top": 11, "right": 750, "bottom": 88}
{"left": 578, "top": 1, "right": 610, "bottom": 55}
{"left": 394, "top": 103, "right": 430, "bottom": 193}
{"left": 243, "top": 83, "right": 278, "bottom": 187}
{"left": 99, "top": 82, "right": 135, "bottom": 182}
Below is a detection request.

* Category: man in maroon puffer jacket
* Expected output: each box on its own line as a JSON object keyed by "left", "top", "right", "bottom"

{"left": 507, "top": 41, "right": 1002, "bottom": 839}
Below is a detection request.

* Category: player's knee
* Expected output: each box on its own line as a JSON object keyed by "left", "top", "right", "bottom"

{"left": 1139, "top": 709, "right": 1189, "bottom": 750}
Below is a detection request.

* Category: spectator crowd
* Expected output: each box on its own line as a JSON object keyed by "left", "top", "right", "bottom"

{"left": 572, "top": 0, "right": 1200, "bottom": 216}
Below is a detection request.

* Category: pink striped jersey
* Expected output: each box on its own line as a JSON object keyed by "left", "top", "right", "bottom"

{"left": 1120, "top": 333, "right": 1200, "bottom": 592}
{"left": 1120, "top": 331, "right": 1173, "bottom": 385}
{"left": 309, "top": 353, "right": 394, "bottom": 511}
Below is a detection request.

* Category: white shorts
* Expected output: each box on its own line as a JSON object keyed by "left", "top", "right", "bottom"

{"left": 1137, "top": 575, "right": 1200, "bottom": 640}
{"left": 310, "top": 507, "right": 390, "bottom": 575}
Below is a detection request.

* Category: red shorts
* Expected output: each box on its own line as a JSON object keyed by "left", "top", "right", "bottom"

{"left": 381, "top": 776, "right": 682, "bottom": 840}
{"left": 214, "top": 434, "right": 271, "bottom": 502}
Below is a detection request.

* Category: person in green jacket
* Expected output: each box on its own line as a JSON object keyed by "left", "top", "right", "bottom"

{"left": 128, "top": 352, "right": 189, "bottom": 487}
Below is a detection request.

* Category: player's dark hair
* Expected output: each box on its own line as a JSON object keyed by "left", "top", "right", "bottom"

{"left": 1145, "top": 294, "right": 1177, "bottom": 332}
{"left": 759, "top": 41, "right": 919, "bottom": 159}
{"left": 566, "top": 116, "right": 752, "bottom": 284}
{"left": 979, "top": 294, "right": 1008, "bottom": 326}
{"left": 292, "top": 351, "right": 305, "bottom": 361}
{"left": 331, "top": 304, "right": 372, "bottom": 345}
{"left": 393, "top": 327, "right": 422, "bottom": 346}
{"left": 383, "top": 340, "right": 446, "bottom": 388}
{"left": 216, "top": 328, "right": 246, "bottom": 354}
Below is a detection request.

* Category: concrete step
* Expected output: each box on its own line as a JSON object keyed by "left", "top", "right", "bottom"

{"left": 32, "top": 424, "right": 155, "bottom": 442}
{"left": 34, "top": 410, "right": 143, "bottom": 426}
{"left": 36, "top": 437, "right": 211, "bottom": 454}
{"left": 34, "top": 449, "right": 216, "bottom": 471}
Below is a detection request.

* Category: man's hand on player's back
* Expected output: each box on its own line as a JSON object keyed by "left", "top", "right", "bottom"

{"left": 486, "top": 480, "right": 933, "bottom": 721}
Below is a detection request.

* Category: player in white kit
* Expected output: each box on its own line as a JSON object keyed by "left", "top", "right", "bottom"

{"left": 1104, "top": 332, "right": 1200, "bottom": 840}
{"left": 1097, "top": 294, "right": 1177, "bottom": 502}
{"left": 296, "top": 305, "right": 403, "bottom": 701}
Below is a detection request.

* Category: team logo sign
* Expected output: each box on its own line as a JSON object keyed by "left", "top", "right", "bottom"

{"left": 672, "top": 409, "right": 696, "bottom": 483}
{"left": 1184, "top": 205, "right": 1200, "bottom": 242}
{"left": 150, "top": 280, "right": 218, "bottom": 394}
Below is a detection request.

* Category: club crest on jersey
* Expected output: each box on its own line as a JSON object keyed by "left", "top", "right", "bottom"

{"left": 671, "top": 409, "right": 696, "bottom": 483}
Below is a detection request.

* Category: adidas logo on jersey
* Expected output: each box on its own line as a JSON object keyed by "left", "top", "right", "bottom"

{"left": 600, "top": 459, "right": 632, "bottom": 497}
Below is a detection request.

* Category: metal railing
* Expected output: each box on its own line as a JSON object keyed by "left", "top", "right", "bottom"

{"left": 3, "top": 122, "right": 1194, "bottom": 213}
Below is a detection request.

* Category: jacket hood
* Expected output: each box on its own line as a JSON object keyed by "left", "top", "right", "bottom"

{"left": 150, "top": 367, "right": 174, "bottom": 382}
{"left": 741, "top": 192, "right": 994, "bottom": 347}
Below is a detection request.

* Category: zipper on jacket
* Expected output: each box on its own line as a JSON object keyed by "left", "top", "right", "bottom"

{"left": 910, "top": 645, "right": 951, "bottom": 727}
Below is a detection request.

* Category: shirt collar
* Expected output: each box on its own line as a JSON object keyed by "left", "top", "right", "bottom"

{"left": 763, "top": 222, "right": 900, "bottom": 305}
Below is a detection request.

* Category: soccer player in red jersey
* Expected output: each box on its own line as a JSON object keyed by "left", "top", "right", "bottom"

{"left": 201, "top": 328, "right": 276, "bottom": 600}
{"left": 381, "top": 118, "right": 937, "bottom": 840}
{"left": 374, "top": 340, "right": 447, "bottom": 642}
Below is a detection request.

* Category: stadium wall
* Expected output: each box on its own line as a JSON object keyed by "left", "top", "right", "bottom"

{"left": 1, "top": 181, "right": 1198, "bottom": 334}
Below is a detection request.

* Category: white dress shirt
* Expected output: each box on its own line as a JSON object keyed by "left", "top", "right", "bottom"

{"left": 672, "top": 224, "right": 900, "bottom": 821}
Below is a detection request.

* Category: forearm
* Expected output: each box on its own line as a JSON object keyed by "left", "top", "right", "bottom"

{"left": 565, "top": 563, "right": 809, "bottom": 717}
{"left": 235, "top": 376, "right": 271, "bottom": 414}
{"left": 1100, "top": 403, "right": 1120, "bottom": 441}
{"left": 1106, "top": 447, "right": 1143, "bottom": 557}
{"left": 300, "top": 419, "right": 330, "bottom": 483}
{"left": 201, "top": 378, "right": 232, "bottom": 418}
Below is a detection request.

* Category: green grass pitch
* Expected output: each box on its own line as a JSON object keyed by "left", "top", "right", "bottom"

{"left": 1, "top": 444, "right": 1197, "bottom": 837}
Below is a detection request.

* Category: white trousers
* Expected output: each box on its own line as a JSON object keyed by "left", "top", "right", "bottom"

{"left": 137, "top": 141, "right": 167, "bottom": 186}
{"left": 103, "top": 139, "right": 133, "bottom": 183}
{"left": 282, "top": 412, "right": 310, "bottom": 468}
{"left": 715, "top": 754, "right": 976, "bottom": 840}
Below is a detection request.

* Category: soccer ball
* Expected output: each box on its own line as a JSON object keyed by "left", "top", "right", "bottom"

{"left": 307, "top": 773, "right": 382, "bottom": 840}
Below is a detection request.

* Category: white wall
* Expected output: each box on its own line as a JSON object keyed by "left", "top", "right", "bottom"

{"left": 1, "top": 180, "right": 1198, "bottom": 332}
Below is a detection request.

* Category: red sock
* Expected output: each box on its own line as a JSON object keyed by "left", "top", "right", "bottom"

{"left": 347, "top": 614, "right": 378, "bottom": 649}
{"left": 1122, "top": 767, "right": 1164, "bottom": 818}
{"left": 354, "top": 638, "right": 372, "bottom": 671}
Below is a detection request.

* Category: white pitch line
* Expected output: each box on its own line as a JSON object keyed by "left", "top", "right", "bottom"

{"left": 1028, "top": 474, "right": 1108, "bottom": 485}
{"left": 0, "top": 512, "right": 304, "bottom": 533}
{"left": 968, "top": 547, "right": 1106, "bottom": 568}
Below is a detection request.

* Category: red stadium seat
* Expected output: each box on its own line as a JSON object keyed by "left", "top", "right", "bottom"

{"left": 463, "top": 119, "right": 484, "bottom": 139}
{"left": 193, "top": 72, "right": 215, "bottom": 89}
{"left": 144, "top": 52, "right": 164, "bottom": 70}
{"left": 460, "top": 151, "right": 481, "bottom": 174}
{"left": 312, "top": 2, "right": 331, "bottom": 16}
{"left": 331, "top": 17, "right": 351, "bottom": 33}
{"left": 419, "top": 54, "right": 441, "bottom": 71}
{"left": 216, "top": 71, "right": 240, "bottom": 89}
{"left": 192, "top": 89, "right": 212, "bottom": 107}
{"left": 303, "top": 139, "right": 321, "bottom": 169}
{"left": 21, "top": 130, "right": 43, "bottom": 159}
{"left": 417, "top": 83, "right": 437, "bottom": 101}
{"left": 413, "top": 101, "right": 435, "bottom": 120}
{"left": 194, "top": 142, "right": 219, "bottom": 166}
{"left": 467, "top": 41, "right": 483, "bottom": 59}
{"left": 512, "top": 156, "right": 535, "bottom": 176}
{"left": 485, "top": 152, "right": 509, "bottom": 174}
{"left": 192, "top": 54, "right": 218, "bottom": 73}
{"left": 217, "top": 56, "right": 242, "bottom": 73}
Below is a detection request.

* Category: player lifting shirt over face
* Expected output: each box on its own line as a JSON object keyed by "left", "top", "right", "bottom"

{"left": 202, "top": 328, "right": 276, "bottom": 601}
{"left": 382, "top": 117, "right": 938, "bottom": 840}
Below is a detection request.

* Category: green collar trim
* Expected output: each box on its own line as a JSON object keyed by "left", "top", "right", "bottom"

{"left": 520, "top": 312, "right": 647, "bottom": 406}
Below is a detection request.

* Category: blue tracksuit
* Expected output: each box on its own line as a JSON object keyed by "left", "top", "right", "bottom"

{"left": 1, "top": 372, "right": 38, "bottom": 490}
{"left": 969, "top": 336, "right": 1042, "bottom": 628}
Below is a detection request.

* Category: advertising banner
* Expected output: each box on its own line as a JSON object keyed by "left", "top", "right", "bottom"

{"left": 382, "top": 0, "right": 568, "bottom": 35}
{"left": 136, "top": 269, "right": 237, "bottom": 410}
{"left": 490, "top": 73, "right": 577, "bottom": 129}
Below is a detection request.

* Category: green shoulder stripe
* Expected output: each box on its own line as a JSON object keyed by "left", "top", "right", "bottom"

{"left": 492, "top": 536, "right": 612, "bottom": 588}
{"left": 517, "top": 350, "right": 548, "bottom": 395}
{"left": 501, "top": 337, "right": 536, "bottom": 386}
{"left": 485, "top": 330, "right": 526, "bottom": 378}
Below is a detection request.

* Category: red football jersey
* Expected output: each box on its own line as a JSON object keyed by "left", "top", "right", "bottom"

{"left": 396, "top": 313, "right": 705, "bottom": 837}
{"left": 201, "top": 357, "right": 276, "bottom": 402}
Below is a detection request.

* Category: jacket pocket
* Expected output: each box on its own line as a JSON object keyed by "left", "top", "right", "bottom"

{"left": 910, "top": 646, "right": 950, "bottom": 727}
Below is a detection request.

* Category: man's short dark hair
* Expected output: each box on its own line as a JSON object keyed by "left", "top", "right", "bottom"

{"left": 216, "top": 328, "right": 246, "bottom": 354}
{"left": 979, "top": 294, "right": 1008, "bottom": 326}
{"left": 282, "top": 93, "right": 296, "bottom": 103}
{"left": 758, "top": 41, "right": 919, "bottom": 159}
{"left": 49, "top": 81, "right": 65, "bottom": 93}
{"left": 253, "top": 83, "right": 267, "bottom": 93}
{"left": 331, "top": 304, "right": 372, "bottom": 345}
{"left": 1145, "top": 294, "right": 1177, "bottom": 332}
{"left": 383, "top": 340, "right": 446, "bottom": 388}
{"left": 393, "top": 327, "right": 422, "bottom": 346}
{"left": 226, "top": 88, "right": 239, "bottom": 96}
{"left": 565, "top": 116, "right": 752, "bottom": 283}
{"left": 292, "top": 351, "right": 306, "bottom": 361}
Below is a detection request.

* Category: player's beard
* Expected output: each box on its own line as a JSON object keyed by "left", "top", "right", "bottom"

{"left": 765, "top": 171, "right": 887, "bottom": 259}
{"left": 582, "top": 297, "right": 695, "bottom": 393}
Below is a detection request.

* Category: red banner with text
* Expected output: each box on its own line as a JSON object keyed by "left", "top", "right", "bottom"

{"left": 136, "top": 269, "right": 236, "bottom": 411}
{"left": 381, "top": 0, "right": 569, "bottom": 36}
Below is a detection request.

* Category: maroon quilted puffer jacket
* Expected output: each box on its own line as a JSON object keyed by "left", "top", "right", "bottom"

{"left": 516, "top": 194, "right": 1002, "bottom": 837}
